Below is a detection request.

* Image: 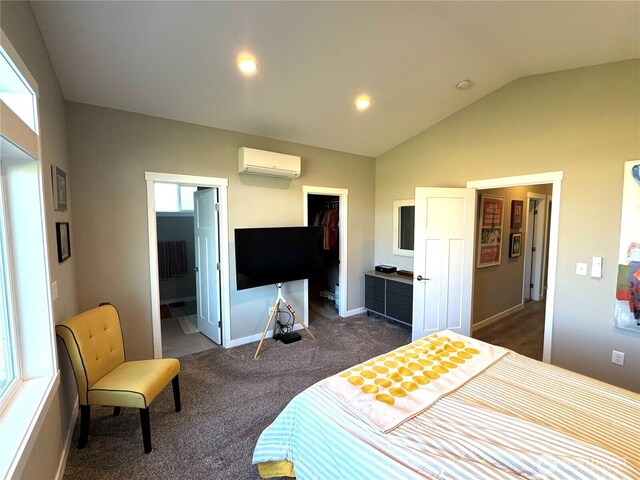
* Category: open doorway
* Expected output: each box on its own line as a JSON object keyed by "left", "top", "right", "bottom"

{"left": 302, "top": 186, "right": 348, "bottom": 320}
{"left": 306, "top": 194, "right": 340, "bottom": 316}
{"left": 154, "top": 184, "right": 221, "bottom": 357}
{"left": 467, "top": 172, "right": 562, "bottom": 363}
{"left": 146, "top": 172, "right": 231, "bottom": 358}
{"left": 470, "top": 185, "right": 552, "bottom": 361}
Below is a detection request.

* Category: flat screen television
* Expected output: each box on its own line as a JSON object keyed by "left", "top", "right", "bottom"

{"left": 234, "top": 226, "right": 324, "bottom": 290}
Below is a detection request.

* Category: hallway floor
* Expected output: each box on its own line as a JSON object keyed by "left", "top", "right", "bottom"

{"left": 473, "top": 300, "right": 545, "bottom": 360}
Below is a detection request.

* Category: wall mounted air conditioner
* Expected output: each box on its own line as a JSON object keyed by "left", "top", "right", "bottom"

{"left": 238, "top": 147, "right": 301, "bottom": 179}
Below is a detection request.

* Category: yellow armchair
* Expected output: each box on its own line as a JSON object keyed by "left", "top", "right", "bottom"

{"left": 56, "top": 304, "right": 181, "bottom": 453}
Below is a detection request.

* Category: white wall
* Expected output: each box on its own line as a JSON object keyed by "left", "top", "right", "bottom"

{"left": 375, "top": 60, "right": 640, "bottom": 392}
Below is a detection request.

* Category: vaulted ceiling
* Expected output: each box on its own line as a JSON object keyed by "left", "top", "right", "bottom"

{"left": 32, "top": 1, "right": 640, "bottom": 157}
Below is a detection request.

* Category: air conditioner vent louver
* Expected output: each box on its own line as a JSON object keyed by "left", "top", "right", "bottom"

{"left": 238, "top": 147, "right": 301, "bottom": 178}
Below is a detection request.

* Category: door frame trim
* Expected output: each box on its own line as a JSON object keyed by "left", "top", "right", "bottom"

{"left": 467, "top": 171, "right": 562, "bottom": 363}
{"left": 145, "top": 172, "right": 231, "bottom": 357}
{"left": 302, "top": 186, "right": 348, "bottom": 318}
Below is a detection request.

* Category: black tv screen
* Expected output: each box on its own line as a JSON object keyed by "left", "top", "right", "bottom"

{"left": 234, "top": 226, "right": 324, "bottom": 290}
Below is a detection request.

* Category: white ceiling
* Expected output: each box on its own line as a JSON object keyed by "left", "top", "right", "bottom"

{"left": 32, "top": 1, "right": 639, "bottom": 157}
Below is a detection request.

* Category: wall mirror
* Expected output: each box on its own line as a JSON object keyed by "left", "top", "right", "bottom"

{"left": 393, "top": 199, "right": 415, "bottom": 257}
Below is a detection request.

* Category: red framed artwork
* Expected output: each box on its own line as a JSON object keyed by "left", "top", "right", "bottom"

{"left": 477, "top": 194, "right": 504, "bottom": 268}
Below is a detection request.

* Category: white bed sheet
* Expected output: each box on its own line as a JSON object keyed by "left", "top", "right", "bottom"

{"left": 253, "top": 351, "right": 640, "bottom": 479}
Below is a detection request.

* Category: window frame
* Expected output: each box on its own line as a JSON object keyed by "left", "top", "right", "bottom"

{"left": 0, "top": 29, "right": 59, "bottom": 480}
{"left": 0, "top": 161, "right": 20, "bottom": 407}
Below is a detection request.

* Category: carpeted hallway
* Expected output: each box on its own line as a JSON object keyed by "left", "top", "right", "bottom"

{"left": 62, "top": 301, "right": 410, "bottom": 479}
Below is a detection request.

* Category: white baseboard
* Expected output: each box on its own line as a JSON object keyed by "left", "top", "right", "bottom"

{"left": 472, "top": 303, "right": 523, "bottom": 333}
{"left": 55, "top": 398, "right": 79, "bottom": 480}
{"left": 346, "top": 307, "right": 366, "bottom": 317}
{"left": 161, "top": 296, "right": 196, "bottom": 305}
{"left": 226, "top": 323, "right": 304, "bottom": 348}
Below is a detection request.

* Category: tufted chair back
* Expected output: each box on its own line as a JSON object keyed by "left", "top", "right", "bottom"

{"left": 56, "top": 304, "right": 125, "bottom": 405}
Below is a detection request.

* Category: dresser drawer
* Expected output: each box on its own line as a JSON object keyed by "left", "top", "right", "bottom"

{"left": 365, "top": 297, "right": 385, "bottom": 314}
{"left": 365, "top": 275, "right": 385, "bottom": 290}
{"left": 386, "top": 291, "right": 413, "bottom": 311}
{"left": 386, "top": 303, "right": 412, "bottom": 325}
{"left": 386, "top": 280, "right": 413, "bottom": 298}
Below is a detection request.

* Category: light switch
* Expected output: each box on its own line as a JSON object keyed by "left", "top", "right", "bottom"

{"left": 51, "top": 281, "right": 58, "bottom": 301}
{"left": 592, "top": 256, "right": 603, "bottom": 278}
{"left": 576, "top": 262, "right": 588, "bottom": 276}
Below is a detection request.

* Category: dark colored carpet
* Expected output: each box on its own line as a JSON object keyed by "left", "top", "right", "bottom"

{"left": 62, "top": 300, "right": 411, "bottom": 479}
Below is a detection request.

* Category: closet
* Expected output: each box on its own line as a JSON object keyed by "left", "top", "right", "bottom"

{"left": 307, "top": 195, "right": 340, "bottom": 310}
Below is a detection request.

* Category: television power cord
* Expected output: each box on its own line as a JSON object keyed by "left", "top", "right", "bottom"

{"left": 274, "top": 310, "right": 293, "bottom": 340}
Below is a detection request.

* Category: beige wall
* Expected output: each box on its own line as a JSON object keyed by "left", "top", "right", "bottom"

{"left": 65, "top": 102, "right": 375, "bottom": 357}
{"left": 1, "top": 1, "right": 79, "bottom": 478}
{"left": 473, "top": 184, "right": 552, "bottom": 324}
{"left": 375, "top": 59, "right": 640, "bottom": 392}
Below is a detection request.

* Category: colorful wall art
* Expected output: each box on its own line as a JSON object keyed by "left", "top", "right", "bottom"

{"left": 477, "top": 194, "right": 504, "bottom": 268}
{"left": 614, "top": 160, "right": 640, "bottom": 332}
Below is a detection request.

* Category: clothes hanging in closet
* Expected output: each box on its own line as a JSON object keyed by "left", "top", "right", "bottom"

{"left": 314, "top": 208, "right": 339, "bottom": 250}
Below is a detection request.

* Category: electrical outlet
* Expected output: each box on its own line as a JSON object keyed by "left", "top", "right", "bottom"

{"left": 611, "top": 350, "right": 625, "bottom": 366}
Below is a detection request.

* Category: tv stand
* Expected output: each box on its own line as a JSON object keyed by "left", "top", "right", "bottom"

{"left": 254, "top": 283, "right": 316, "bottom": 358}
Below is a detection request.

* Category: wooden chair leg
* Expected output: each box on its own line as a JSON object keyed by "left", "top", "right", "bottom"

{"left": 79, "top": 405, "right": 90, "bottom": 449}
{"left": 139, "top": 407, "right": 152, "bottom": 454}
{"left": 113, "top": 406, "right": 121, "bottom": 417}
{"left": 172, "top": 375, "right": 181, "bottom": 412}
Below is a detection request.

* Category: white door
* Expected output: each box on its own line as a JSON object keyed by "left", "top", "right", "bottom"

{"left": 523, "top": 194, "right": 547, "bottom": 302}
{"left": 194, "top": 188, "right": 221, "bottom": 344}
{"left": 523, "top": 199, "right": 536, "bottom": 301}
{"left": 412, "top": 188, "right": 476, "bottom": 340}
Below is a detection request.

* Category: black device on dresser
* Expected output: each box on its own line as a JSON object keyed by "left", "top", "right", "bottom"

{"left": 364, "top": 271, "right": 413, "bottom": 326}
{"left": 375, "top": 264, "right": 397, "bottom": 274}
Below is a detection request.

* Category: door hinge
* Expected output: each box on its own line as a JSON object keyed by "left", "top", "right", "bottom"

{"left": 216, "top": 262, "right": 221, "bottom": 270}
{"left": 530, "top": 283, "right": 534, "bottom": 288}
{"left": 533, "top": 209, "right": 538, "bottom": 215}
{"left": 214, "top": 203, "right": 220, "bottom": 212}
{"left": 532, "top": 246, "right": 536, "bottom": 252}
{"left": 218, "top": 320, "right": 222, "bottom": 328}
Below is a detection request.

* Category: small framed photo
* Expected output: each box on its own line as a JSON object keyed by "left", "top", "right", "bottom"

{"left": 510, "top": 200, "right": 523, "bottom": 229}
{"left": 509, "top": 232, "right": 522, "bottom": 258}
{"left": 56, "top": 222, "right": 71, "bottom": 262}
{"left": 52, "top": 165, "right": 67, "bottom": 211}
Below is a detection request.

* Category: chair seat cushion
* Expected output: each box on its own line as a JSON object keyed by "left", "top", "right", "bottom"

{"left": 88, "top": 358, "right": 180, "bottom": 409}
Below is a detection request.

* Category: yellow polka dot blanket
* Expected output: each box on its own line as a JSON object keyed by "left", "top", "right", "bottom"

{"left": 321, "top": 330, "right": 508, "bottom": 432}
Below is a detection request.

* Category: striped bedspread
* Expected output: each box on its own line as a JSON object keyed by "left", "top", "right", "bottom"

{"left": 253, "top": 351, "right": 640, "bottom": 479}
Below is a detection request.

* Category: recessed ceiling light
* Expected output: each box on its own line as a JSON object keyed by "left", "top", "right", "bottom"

{"left": 456, "top": 79, "right": 472, "bottom": 90}
{"left": 237, "top": 54, "right": 258, "bottom": 75}
{"left": 354, "top": 95, "right": 372, "bottom": 111}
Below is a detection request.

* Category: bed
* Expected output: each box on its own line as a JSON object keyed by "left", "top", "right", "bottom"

{"left": 253, "top": 331, "right": 640, "bottom": 479}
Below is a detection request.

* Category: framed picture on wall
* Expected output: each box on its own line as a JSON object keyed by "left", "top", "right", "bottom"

{"left": 614, "top": 160, "right": 640, "bottom": 332}
{"left": 477, "top": 194, "right": 504, "bottom": 268}
{"left": 52, "top": 165, "right": 67, "bottom": 211}
{"left": 509, "top": 233, "right": 522, "bottom": 258}
{"left": 56, "top": 222, "right": 71, "bottom": 262}
{"left": 511, "top": 200, "right": 524, "bottom": 229}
